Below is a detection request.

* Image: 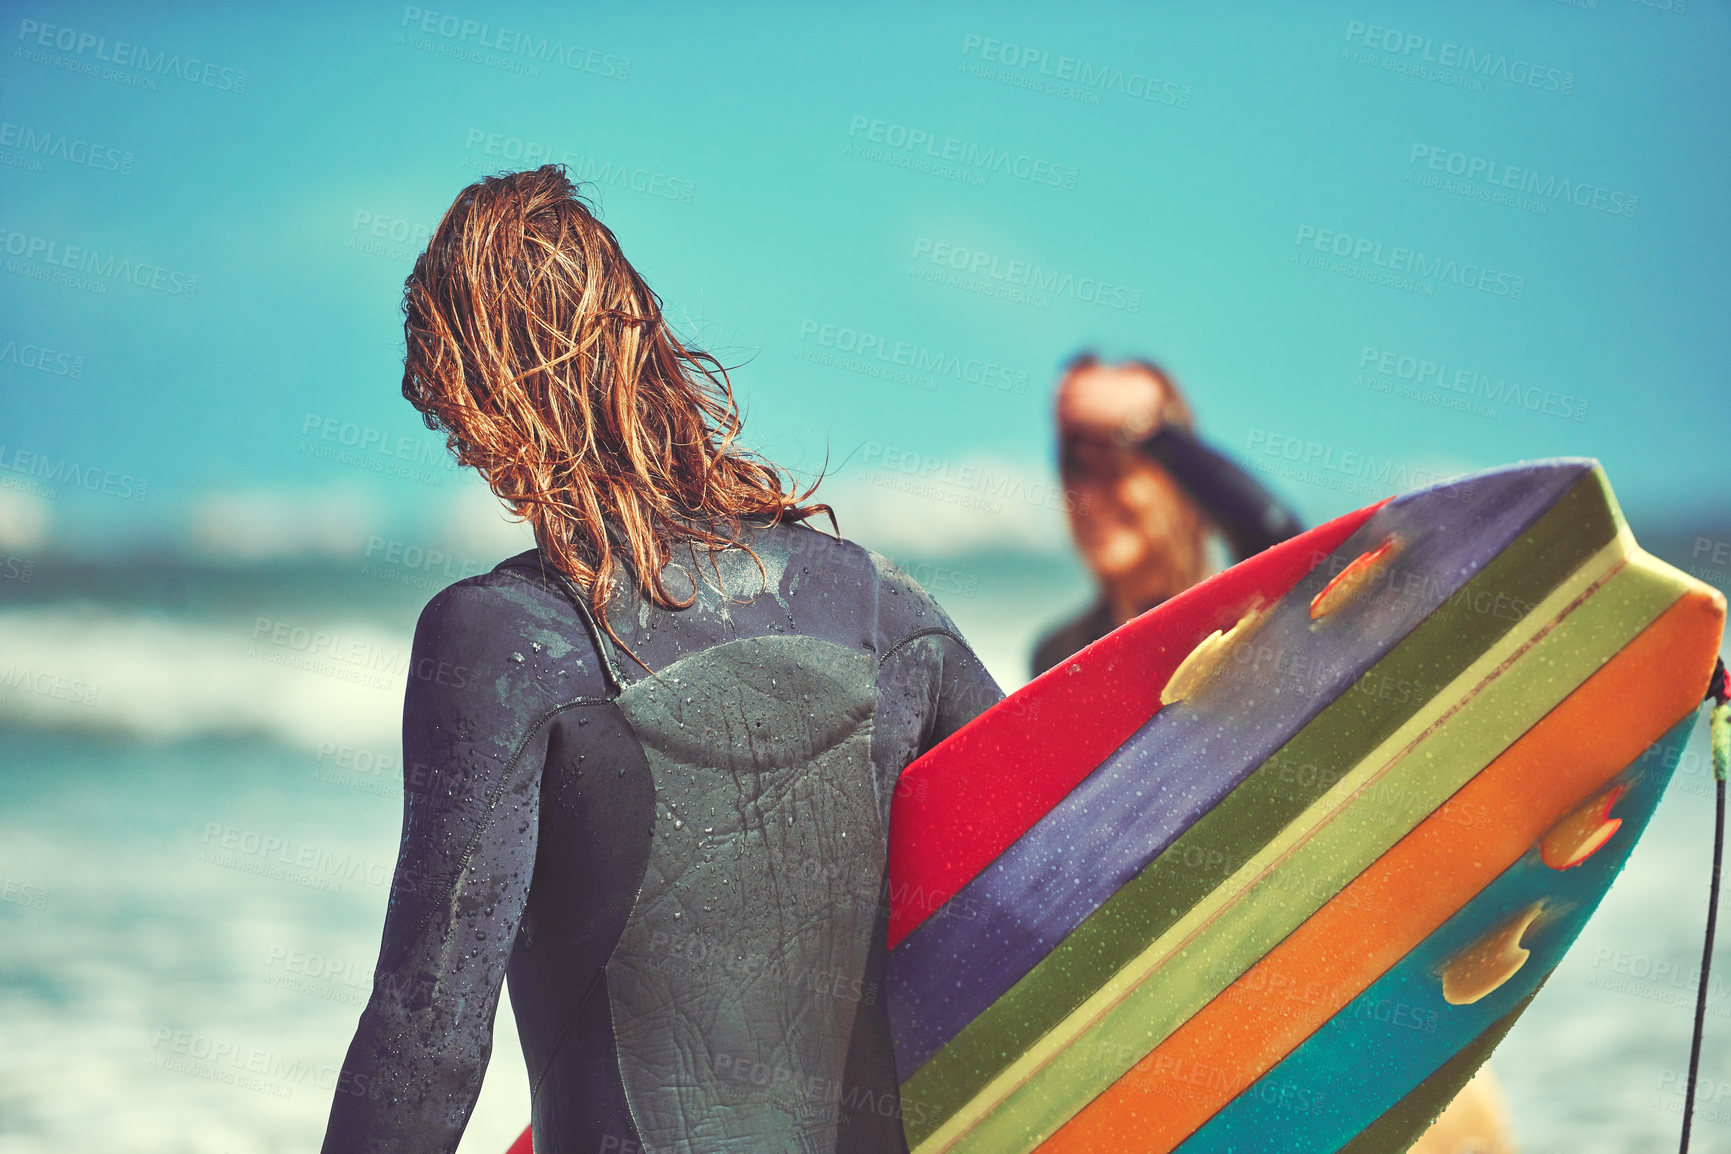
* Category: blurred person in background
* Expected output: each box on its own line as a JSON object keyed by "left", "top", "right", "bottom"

{"left": 1031, "top": 353, "right": 1302, "bottom": 678}
{"left": 1034, "top": 353, "right": 1516, "bottom": 1154}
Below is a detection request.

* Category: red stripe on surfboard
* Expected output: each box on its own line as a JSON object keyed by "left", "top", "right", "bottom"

{"left": 886, "top": 502, "right": 1388, "bottom": 949}
{"left": 505, "top": 1125, "right": 532, "bottom": 1154}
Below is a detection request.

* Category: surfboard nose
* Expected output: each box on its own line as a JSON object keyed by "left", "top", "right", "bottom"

{"left": 1382, "top": 457, "right": 1600, "bottom": 513}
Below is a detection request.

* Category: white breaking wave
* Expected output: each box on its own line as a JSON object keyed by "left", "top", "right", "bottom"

{"left": 0, "top": 488, "right": 50, "bottom": 550}
{"left": 0, "top": 605, "right": 407, "bottom": 751}
{"left": 825, "top": 453, "right": 1071, "bottom": 556}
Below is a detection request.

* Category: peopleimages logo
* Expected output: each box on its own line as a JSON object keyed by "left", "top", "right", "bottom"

{"left": 1357, "top": 345, "right": 1588, "bottom": 423}
{"left": 0, "top": 335, "right": 84, "bottom": 379}
{"left": 1294, "top": 225, "right": 1525, "bottom": 300}
{"left": 1407, "top": 144, "right": 1637, "bottom": 218}
{"left": 859, "top": 440, "right": 1075, "bottom": 514}
{"left": 0, "top": 443, "right": 148, "bottom": 501}
{"left": 1244, "top": 429, "right": 1468, "bottom": 502}
{"left": 795, "top": 318, "right": 1029, "bottom": 395}
{"left": 0, "top": 226, "right": 199, "bottom": 297}
{"left": 462, "top": 129, "right": 695, "bottom": 204}
{"left": 846, "top": 115, "right": 1078, "bottom": 190}
{"left": 910, "top": 238, "right": 1142, "bottom": 312}
{"left": 0, "top": 665, "right": 100, "bottom": 708}
{"left": 0, "top": 121, "right": 134, "bottom": 174}
{"left": 1343, "top": 20, "right": 1574, "bottom": 94}
{"left": 959, "top": 34, "right": 1192, "bottom": 108}
{"left": 398, "top": 6, "right": 629, "bottom": 79}
{"left": 16, "top": 18, "right": 250, "bottom": 93}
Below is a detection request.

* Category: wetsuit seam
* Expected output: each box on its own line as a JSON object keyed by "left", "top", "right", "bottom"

{"left": 497, "top": 564, "right": 624, "bottom": 699}
{"left": 591, "top": 713, "right": 655, "bottom": 1151}
{"left": 525, "top": 965, "right": 607, "bottom": 1100}
{"left": 524, "top": 705, "right": 654, "bottom": 1112}
{"left": 877, "top": 626, "right": 972, "bottom": 669}
{"left": 874, "top": 628, "right": 971, "bottom": 811}
{"left": 397, "top": 696, "right": 611, "bottom": 951}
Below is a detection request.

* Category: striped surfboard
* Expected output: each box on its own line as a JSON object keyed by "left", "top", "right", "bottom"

{"left": 884, "top": 458, "right": 1726, "bottom": 1154}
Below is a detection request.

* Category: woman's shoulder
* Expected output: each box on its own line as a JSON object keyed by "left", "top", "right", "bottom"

{"left": 765, "top": 517, "right": 873, "bottom": 572}
{"left": 759, "top": 521, "right": 969, "bottom": 654}
{"left": 408, "top": 549, "right": 613, "bottom": 700}
{"left": 416, "top": 549, "right": 562, "bottom": 625}
{"left": 722, "top": 519, "right": 965, "bottom": 655}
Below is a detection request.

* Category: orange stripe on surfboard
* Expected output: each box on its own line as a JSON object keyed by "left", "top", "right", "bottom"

{"left": 1037, "top": 587, "right": 1725, "bottom": 1154}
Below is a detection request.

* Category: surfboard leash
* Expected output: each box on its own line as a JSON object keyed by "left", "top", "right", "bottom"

{"left": 1680, "top": 655, "right": 1730, "bottom": 1154}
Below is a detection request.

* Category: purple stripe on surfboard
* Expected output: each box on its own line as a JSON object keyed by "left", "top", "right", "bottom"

{"left": 886, "top": 460, "right": 1595, "bottom": 1080}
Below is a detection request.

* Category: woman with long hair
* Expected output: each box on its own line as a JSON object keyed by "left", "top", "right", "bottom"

{"left": 321, "top": 165, "right": 1001, "bottom": 1153}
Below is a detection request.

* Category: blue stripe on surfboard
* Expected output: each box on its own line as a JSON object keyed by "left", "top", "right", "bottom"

{"left": 1172, "top": 712, "right": 1697, "bottom": 1154}
{"left": 887, "top": 460, "right": 1597, "bottom": 1079}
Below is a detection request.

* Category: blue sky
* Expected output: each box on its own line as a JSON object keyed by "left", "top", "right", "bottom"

{"left": 2, "top": 0, "right": 1727, "bottom": 558}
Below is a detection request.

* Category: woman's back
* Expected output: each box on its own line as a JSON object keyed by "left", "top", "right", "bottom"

{"left": 323, "top": 519, "right": 1001, "bottom": 1153}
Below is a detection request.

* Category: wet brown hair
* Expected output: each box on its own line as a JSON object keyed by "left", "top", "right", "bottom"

{"left": 401, "top": 165, "right": 829, "bottom": 649}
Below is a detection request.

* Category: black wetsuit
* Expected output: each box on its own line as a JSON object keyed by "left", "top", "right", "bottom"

{"left": 1032, "top": 426, "right": 1302, "bottom": 677}
{"left": 321, "top": 519, "right": 1002, "bottom": 1154}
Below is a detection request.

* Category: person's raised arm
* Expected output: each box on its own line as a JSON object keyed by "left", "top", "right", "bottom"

{"left": 321, "top": 579, "right": 563, "bottom": 1154}
{"left": 1133, "top": 423, "right": 1302, "bottom": 561}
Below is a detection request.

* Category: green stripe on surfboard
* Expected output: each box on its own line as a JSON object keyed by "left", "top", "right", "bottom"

{"left": 904, "top": 469, "right": 1620, "bottom": 1145}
